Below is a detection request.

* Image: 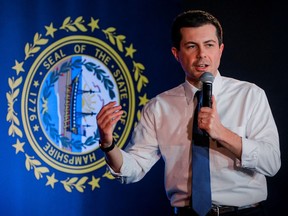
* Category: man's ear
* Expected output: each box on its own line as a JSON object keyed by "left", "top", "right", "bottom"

{"left": 171, "top": 47, "right": 179, "bottom": 61}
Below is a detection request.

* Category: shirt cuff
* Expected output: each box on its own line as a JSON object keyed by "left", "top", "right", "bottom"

{"left": 240, "top": 138, "right": 258, "bottom": 169}
{"left": 105, "top": 149, "right": 129, "bottom": 184}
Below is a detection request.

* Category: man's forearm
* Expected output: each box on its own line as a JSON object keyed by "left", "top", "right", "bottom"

{"left": 105, "top": 146, "right": 123, "bottom": 173}
{"left": 217, "top": 126, "right": 242, "bottom": 159}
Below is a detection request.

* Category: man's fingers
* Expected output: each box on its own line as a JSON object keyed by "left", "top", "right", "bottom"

{"left": 97, "top": 101, "right": 117, "bottom": 119}
{"left": 97, "top": 102, "right": 120, "bottom": 120}
{"left": 110, "top": 112, "right": 123, "bottom": 125}
{"left": 97, "top": 101, "right": 123, "bottom": 128}
{"left": 211, "top": 95, "right": 217, "bottom": 110}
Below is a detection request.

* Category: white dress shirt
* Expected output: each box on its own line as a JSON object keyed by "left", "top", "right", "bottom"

{"left": 110, "top": 72, "right": 281, "bottom": 207}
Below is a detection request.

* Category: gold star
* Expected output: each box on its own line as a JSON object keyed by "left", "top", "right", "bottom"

{"left": 45, "top": 23, "right": 57, "bottom": 38}
{"left": 12, "top": 60, "right": 25, "bottom": 75}
{"left": 12, "top": 139, "right": 25, "bottom": 154}
{"left": 139, "top": 93, "right": 149, "bottom": 106}
{"left": 125, "top": 43, "right": 137, "bottom": 58}
{"left": 88, "top": 176, "right": 100, "bottom": 191}
{"left": 88, "top": 18, "right": 99, "bottom": 32}
{"left": 33, "top": 80, "right": 39, "bottom": 88}
{"left": 33, "top": 124, "right": 40, "bottom": 132}
{"left": 46, "top": 173, "right": 58, "bottom": 188}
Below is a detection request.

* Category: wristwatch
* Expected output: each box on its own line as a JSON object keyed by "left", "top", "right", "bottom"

{"left": 99, "top": 142, "right": 115, "bottom": 152}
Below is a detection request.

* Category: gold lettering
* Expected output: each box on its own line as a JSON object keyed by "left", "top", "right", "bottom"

{"left": 115, "top": 74, "right": 124, "bottom": 81}
{"left": 74, "top": 44, "right": 86, "bottom": 53}
{"left": 74, "top": 156, "right": 82, "bottom": 165}
{"left": 120, "top": 93, "right": 128, "bottom": 99}
{"left": 94, "top": 48, "right": 111, "bottom": 65}
{"left": 56, "top": 151, "right": 64, "bottom": 161}
{"left": 83, "top": 155, "right": 88, "bottom": 164}
{"left": 69, "top": 157, "right": 74, "bottom": 164}
{"left": 42, "top": 49, "right": 66, "bottom": 70}
{"left": 113, "top": 132, "right": 120, "bottom": 142}
{"left": 48, "top": 147, "right": 56, "bottom": 157}
{"left": 29, "top": 98, "right": 37, "bottom": 105}
{"left": 43, "top": 142, "right": 51, "bottom": 151}
{"left": 113, "top": 69, "right": 121, "bottom": 77}
{"left": 63, "top": 154, "right": 69, "bottom": 163}
{"left": 119, "top": 110, "right": 127, "bottom": 125}
{"left": 89, "top": 153, "right": 96, "bottom": 162}
{"left": 113, "top": 69, "right": 128, "bottom": 100}
{"left": 118, "top": 81, "right": 125, "bottom": 89}
{"left": 43, "top": 61, "right": 50, "bottom": 70}
{"left": 42, "top": 142, "right": 98, "bottom": 165}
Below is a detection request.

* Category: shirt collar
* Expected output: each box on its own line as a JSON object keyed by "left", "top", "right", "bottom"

{"left": 212, "top": 71, "right": 222, "bottom": 98}
{"left": 183, "top": 71, "right": 222, "bottom": 105}
{"left": 183, "top": 80, "right": 199, "bottom": 105}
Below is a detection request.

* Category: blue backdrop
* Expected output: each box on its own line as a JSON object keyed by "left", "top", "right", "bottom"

{"left": 0, "top": 1, "right": 287, "bottom": 216}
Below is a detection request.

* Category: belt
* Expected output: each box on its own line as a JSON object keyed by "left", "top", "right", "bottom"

{"left": 210, "top": 203, "right": 260, "bottom": 215}
{"left": 172, "top": 203, "right": 260, "bottom": 216}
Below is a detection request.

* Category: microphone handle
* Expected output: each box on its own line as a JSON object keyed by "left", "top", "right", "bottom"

{"left": 202, "top": 82, "right": 212, "bottom": 108}
{"left": 202, "top": 82, "right": 212, "bottom": 137}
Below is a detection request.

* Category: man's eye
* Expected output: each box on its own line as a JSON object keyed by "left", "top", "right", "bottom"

{"left": 187, "top": 45, "right": 196, "bottom": 49}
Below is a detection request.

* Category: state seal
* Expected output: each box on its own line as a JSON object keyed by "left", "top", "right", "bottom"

{"left": 7, "top": 16, "right": 150, "bottom": 192}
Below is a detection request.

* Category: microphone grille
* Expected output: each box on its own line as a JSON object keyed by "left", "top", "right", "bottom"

{"left": 200, "top": 72, "right": 214, "bottom": 83}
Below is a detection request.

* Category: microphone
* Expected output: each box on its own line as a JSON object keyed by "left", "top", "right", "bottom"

{"left": 199, "top": 72, "right": 215, "bottom": 108}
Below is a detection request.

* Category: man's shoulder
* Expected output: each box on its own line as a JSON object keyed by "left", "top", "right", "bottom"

{"left": 144, "top": 83, "right": 186, "bottom": 109}
{"left": 156, "top": 83, "right": 186, "bottom": 98}
{"left": 221, "top": 76, "right": 263, "bottom": 92}
{"left": 217, "top": 76, "right": 267, "bottom": 103}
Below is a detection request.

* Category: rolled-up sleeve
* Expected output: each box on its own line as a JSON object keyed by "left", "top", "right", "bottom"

{"left": 241, "top": 89, "right": 280, "bottom": 176}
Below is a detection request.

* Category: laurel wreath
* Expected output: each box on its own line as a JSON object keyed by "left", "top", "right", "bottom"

{"left": 25, "top": 154, "right": 50, "bottom": 179}
{"left": 7, "top": 76, "right": 23, "bottom": 138}
{"left": 61, "top": 176, "right": 88, "bottom": 193}
{"left": 25, "top": 33, "right": 48, "bottom": 60}
{"left": 60, "top": 16, "right": 88, "bottom": 32}
{"left": 7, "top": 16, "right": 149, "bottom": 193}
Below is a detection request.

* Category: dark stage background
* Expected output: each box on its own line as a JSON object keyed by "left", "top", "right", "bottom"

{"left": 0, "top": 0, "right": 287, "bottom": 215}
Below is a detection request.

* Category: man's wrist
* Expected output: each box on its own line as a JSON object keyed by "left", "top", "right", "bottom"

{"left": 99, "top": 141, "right": 115, "bottom": 152}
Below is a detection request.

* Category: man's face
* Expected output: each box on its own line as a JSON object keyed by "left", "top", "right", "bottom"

{"left": 172, "top": 24, "right": 224, "bottom": 86}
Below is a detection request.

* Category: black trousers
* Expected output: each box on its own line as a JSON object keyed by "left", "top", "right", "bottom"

{"left": 171, "top": 202, "right": 268, "bottom": 216}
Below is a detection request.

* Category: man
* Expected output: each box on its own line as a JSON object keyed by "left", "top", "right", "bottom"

{"left": 96, "top": 10, "right": 281, "bottom": 216}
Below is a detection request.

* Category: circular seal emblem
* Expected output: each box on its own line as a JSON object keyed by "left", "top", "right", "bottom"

{"left": 7, "top": 16, "right": 150, "bottom": 192}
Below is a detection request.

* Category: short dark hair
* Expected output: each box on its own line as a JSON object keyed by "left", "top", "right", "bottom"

{"left": 171, "top": 10, "right": 223, "bottom": 50}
